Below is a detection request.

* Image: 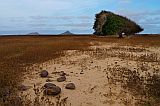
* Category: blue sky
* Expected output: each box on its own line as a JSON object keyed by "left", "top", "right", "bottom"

{"left": 0, "top": 0, "right": 160, "bottom": 34}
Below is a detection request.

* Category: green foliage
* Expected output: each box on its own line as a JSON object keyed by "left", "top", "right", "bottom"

{"left": 102, "top": 15, "right": 124, "bottom": 35}
{"left": 93, "top": 10, "right": 144, "bottom": 36}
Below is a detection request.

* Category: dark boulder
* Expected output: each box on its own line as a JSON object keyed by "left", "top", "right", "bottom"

{"left": 65, "top": 83, "right": 76, "bottom": 90}
{"left": 44, "top": 86, "right": 61, "bottom": 96}
{"left": 18, "top": 85, "right": 29, "bottom": 91}
{"left": 57, "top": 76, "right": 66, "bottom": 82}
{"left": 40, "top": 70, "right": 48, "bottom": 77}
{"left": 44, "top": 83, "right": 56, "bottom": 88}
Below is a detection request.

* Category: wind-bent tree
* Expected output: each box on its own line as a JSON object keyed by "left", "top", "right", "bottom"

{"left": 93, "top": 10, "right": 143, "bottom": 38}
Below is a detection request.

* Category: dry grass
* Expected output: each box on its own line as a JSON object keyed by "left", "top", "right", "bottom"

{"left": 0, "top": 35, "right": 160, "bottom": 105}
{"left": 85, "top": 47, "right": 159, "bottom": 63}
{"left": 0, "top": 35, "right": 93, "bottom": 104}
{"left": 106, "top": 66, "right": 160, "bottom": 106}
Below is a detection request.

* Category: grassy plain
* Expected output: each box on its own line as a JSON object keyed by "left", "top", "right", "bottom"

{"left": 0, "top": 35, "right": 160, "bottom": 105}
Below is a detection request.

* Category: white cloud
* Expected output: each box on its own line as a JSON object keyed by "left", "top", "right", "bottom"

{"left": 0, "top": 0, "right": 160, "bottom": 34}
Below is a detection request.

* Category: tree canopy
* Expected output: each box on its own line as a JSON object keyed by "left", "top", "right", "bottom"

{"left": 93, "top": 10, "right": 144, "bottom": 37}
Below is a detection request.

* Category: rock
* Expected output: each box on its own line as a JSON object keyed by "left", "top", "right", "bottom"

{"left": 80, "top": 70, "right": 84, "bottom": 74}
{"left": 44, "top": 86, "right": 61, "bottom": 96}
{"left": 65, "top": 83, "right": 75, "bottom": 90}
{"left": 80, "top": 72, "right": 84, "bottom": 74}
{"left": 59, "top": 71, "right": 66, "bottom": 76}
{"left": 46, "top": 78, "right": 52, "bottom": 82}
{"left": 18, "top": 85, "right": 29, "bottom": 91}
{"left": 40, "top": 70, "right": 48, "bottom": 77}
{"left": 43, "top": 83, "right": 61, "bottom": 96}
{"left": 57, "top": 76, "right": 66, "bottom": 82}
{"left": 44, "top": 83, "right": 56, "bottom": 88}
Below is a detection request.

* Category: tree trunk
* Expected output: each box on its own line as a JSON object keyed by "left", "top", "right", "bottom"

{"left": 118, "top": 33, "right": 123, "bottom": 38}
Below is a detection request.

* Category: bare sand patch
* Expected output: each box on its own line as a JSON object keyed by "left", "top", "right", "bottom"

{"left": 20, "top": 42, "right": 160, "bottom": 106}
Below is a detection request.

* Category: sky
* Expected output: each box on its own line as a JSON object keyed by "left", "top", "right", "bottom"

{"left": 0, "top": 0, "right": 160, "bottom": 34}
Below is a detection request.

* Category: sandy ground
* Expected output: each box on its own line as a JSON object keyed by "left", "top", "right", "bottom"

{"left": 20, "top": 42, "right": 160, "bottom": 106}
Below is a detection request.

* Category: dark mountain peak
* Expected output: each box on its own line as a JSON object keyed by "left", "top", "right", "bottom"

{"left": 27, "top": 32, "right": 40, "bottom": 35}
{"left": 60, "top": 31, "right": 74, "bottom": 35}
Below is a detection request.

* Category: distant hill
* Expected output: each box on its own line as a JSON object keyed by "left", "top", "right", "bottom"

{"left": 60, "top": 31, "right": 74, "bottom": 35}
{"left": 27, "top": 32, "right": 40, "bottom": 35}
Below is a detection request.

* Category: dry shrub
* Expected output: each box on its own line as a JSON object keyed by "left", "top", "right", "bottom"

{"left": 110, "top": 47, "right": 147, "bottom": 52}
{"left": 107, "top": 65, "right": 160, "bottom": 106}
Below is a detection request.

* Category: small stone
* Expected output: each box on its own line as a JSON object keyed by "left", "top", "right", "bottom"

{"left": 18, "top": 85, "right": 29, "bottom": 91}
{"left": 44, "top": 86, "right": 61, "bottom": 96}
{"left": 59, "top": 71, "right": 66, "bottom": 76}
{"left": 44, "top": 83, "right": 56, "bottom": 88}
{"left": 51, "top": 71, "right": 58, "bottom": 74}
{"left": 46, "top": 79, "right": 52, "bottom": 82}
{"left": 40, "top": 70, "right": 48, "bottom": 77}
{"left": 80, "top": 71, "right": 84, "bottom": 74}
{"left": 65, "top": 83, "right": 75, "bottom": 90}
{"left": 57, "top": 76, "right": 66, "bottom": 82}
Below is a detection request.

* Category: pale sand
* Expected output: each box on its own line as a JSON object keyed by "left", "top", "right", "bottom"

{"left": 21, "top": 42, "right": 160, "bottom": 106}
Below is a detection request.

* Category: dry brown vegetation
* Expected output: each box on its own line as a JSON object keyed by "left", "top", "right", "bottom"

{"left": 0, "top": 35, "right": 160, "bottom": 105}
